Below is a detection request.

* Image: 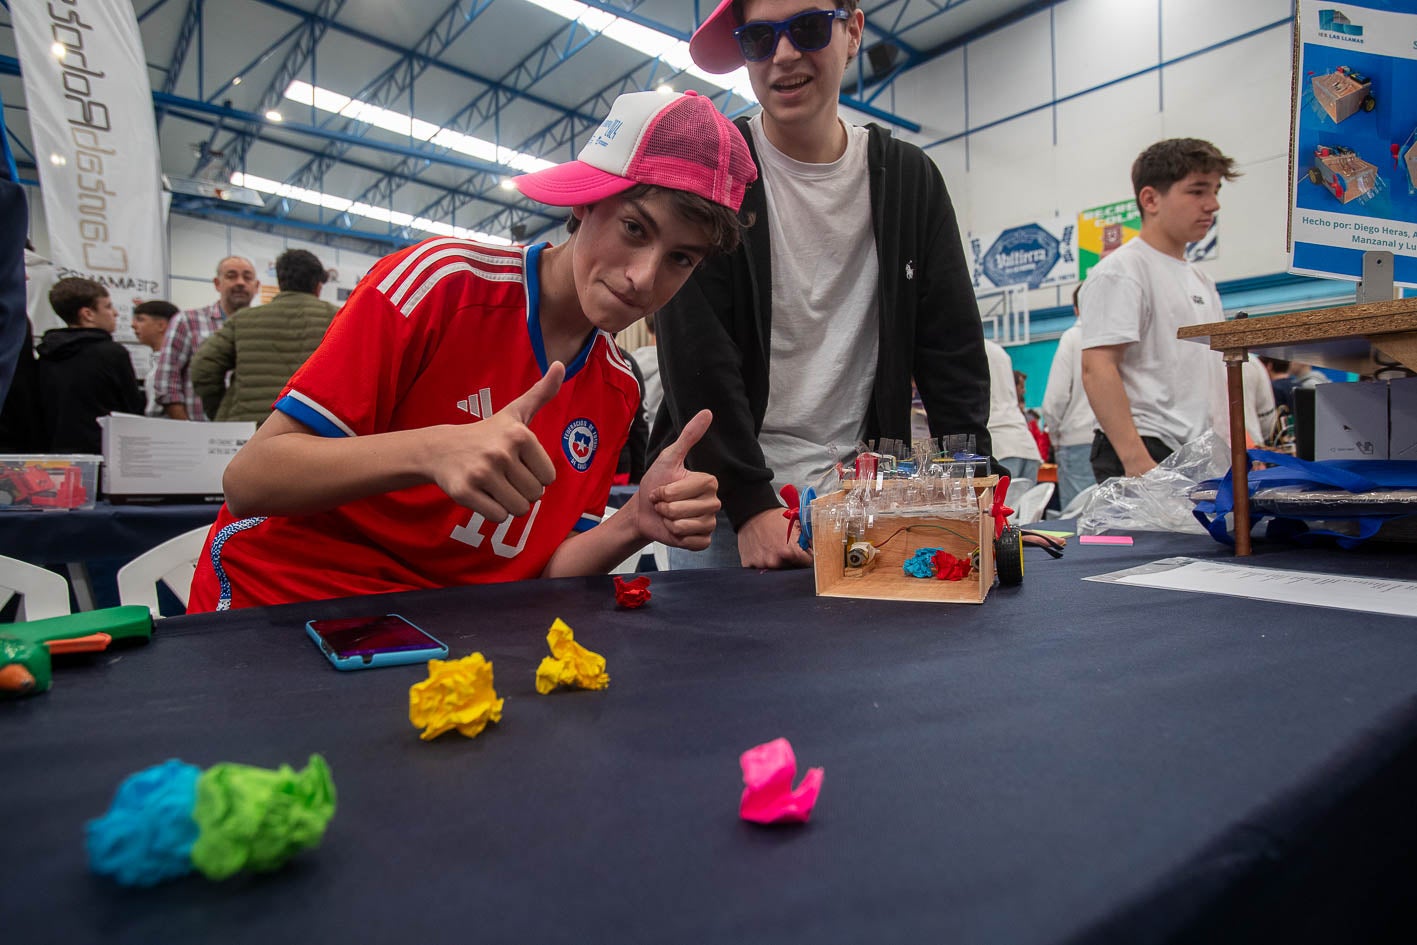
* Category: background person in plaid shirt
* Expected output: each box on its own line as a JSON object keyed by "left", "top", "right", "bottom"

{"left": 153, "top": 255, "right": 259, "bottom": 420}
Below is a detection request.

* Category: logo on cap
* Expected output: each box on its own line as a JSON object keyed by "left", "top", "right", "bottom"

{"left": 592, "top": 118, "right": 623, "bottom": 148}
{"left": 562, "top": 418, "right": 599, "bottom": 471}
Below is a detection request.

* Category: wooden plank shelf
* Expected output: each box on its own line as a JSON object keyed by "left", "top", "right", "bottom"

{"left": 1178, "top": 297, "right": 1417, "bottom": 555}
{"left": 1178, "top": 298, "right": 1417, "bottom": 374}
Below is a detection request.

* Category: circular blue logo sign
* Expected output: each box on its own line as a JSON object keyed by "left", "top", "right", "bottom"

{"left": 561, "top": 418, "right": 599, "bottom": 472}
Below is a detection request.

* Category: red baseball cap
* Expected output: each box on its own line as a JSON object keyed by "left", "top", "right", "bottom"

{"left": 689, "top": 0, "right": 746, "bottom": 75}
{"left": 514, "top": 90, "right": 756, "bottom": 212}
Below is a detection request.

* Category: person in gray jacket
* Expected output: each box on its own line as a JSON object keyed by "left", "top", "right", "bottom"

{"left": 192, "top": 249, "right": 336, "bottom": 424}
{"left": 649, "top": 0, "right": 992, "bottom": 569}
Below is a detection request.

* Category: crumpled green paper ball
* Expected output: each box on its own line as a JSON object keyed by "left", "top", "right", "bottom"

{"left": 189, "top": 754, "right": 336, "bottom": 880}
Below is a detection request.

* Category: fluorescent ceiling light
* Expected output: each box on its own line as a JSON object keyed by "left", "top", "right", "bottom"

{"left": 520, "top": 0, "right": 756, "bottom": 104}
{"left": 284, "top": 81, "right": 556, "bottom": 175}
{"left": 231, "top": 172, "right": 513, "bottom": 245}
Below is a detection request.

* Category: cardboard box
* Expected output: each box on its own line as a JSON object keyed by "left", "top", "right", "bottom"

{"left": 810, "top": 477, "right": 998, "bottom": 604}
{"left": 1313, "top": 381, "right": 1387, "bottom": 460}
{"left": 0, "top": 455, "right": 100, "bottom": 510}
{"left": 100, "top": 413, "right": 255, "bottom": 499}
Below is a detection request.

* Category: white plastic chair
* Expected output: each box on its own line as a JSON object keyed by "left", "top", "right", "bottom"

{"left": 1055, "top": 483, "right": 1099, "bottom": 520}
{"left": 0, "top": 555, "right": 72, "bottom": 621}
{"left": 116, "top": 526, "right": 211, "bottom": 617}
{"left": 1011, "top": 482, "right": 1055, "bottom": 525}
{"left": 1001, "top": 477, "right": 1031, "bottom": 520}
{"left": 600, "top": 506, "right": 668, "bottom": 574}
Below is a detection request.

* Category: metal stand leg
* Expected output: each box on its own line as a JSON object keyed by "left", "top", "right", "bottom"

{"left": 65, "top": 562, "right": 96, "bottom": 612}
{"left": 1224, "top": 353, "right": 1251, "bottom": 557}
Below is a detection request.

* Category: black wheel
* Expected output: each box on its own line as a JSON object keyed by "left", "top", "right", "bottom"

{"left": 996, "top": 525, "right": 1024, "bottom": 587}
{"left": 1308, "top": 167, "right": 1321, "bottom": 185}
{"left": 1363, "top": 95, "right": 1376, "bottom": 112}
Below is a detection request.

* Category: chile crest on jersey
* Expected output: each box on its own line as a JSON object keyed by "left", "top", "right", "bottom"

{"left": 562, "top": 418, "right": 599, "bottom": 472}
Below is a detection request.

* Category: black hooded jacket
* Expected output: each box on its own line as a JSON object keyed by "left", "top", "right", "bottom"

{"left": 36, "top": 328, "right": 144, "bottom": 454}
{"left": 649, "top": 119, "right": 993, "bottom": 530}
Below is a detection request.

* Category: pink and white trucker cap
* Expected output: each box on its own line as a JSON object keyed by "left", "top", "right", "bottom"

{"left": 513, "top": 89, "right": 756, "bottom": 213}
{"left": 689, "top": 0, "right": 747, "bottom": 75}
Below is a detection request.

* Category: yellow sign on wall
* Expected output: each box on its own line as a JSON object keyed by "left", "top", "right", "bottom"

{"left": 1076, "top": 199, "right": 1140, "bottom": 280}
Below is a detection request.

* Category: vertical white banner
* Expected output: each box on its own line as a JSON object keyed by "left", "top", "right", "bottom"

{"left": 12, "top": 0, "right": 168, "bottom": 349}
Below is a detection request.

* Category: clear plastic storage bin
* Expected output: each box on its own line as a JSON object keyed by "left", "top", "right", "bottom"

{"left": 0, "top": 455, "right": 101, "bottom": 510}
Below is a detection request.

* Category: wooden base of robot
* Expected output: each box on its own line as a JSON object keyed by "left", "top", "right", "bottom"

{"left": 809, "top": 477, "right": 999, "bottom": 604}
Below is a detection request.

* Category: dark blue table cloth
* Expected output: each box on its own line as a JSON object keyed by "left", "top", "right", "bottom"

{"left": 4, "top": 530, "right": 1417, "bottom": 943}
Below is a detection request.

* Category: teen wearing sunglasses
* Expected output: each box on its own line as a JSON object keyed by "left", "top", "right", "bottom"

{"left": 649, "top": 0, "right": 994, "bottom": 570}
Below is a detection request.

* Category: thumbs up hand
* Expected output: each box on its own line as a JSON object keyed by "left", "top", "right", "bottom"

{"left": 431, "top": 362, "right": 564, "bottom": 521}
{"left": 630, "top": 409, "right": 720, "bottom": 550}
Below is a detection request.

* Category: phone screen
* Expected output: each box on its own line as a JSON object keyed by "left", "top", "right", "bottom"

{"left": 308, "top": 615, "right": 441, "bottom": 659}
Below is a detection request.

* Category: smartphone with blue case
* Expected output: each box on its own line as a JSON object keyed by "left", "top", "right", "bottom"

{"left": 306, "top": 614, "right": 448, "bottom": 671}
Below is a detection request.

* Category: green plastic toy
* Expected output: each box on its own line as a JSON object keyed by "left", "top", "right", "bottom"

{"left": 0, "top": 606, "right": 153, "bottom": 697}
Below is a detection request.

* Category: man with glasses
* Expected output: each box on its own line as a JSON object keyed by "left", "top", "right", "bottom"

{"left": 650, "top": 0, "right": 992, "bottom": 569}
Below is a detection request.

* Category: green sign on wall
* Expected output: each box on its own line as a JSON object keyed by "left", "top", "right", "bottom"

{"left": 1076, "top": 199, "right": 1140, "bottom": 281}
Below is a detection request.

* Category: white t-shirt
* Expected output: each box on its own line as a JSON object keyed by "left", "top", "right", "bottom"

{"left": 1242, "top": 359, "right": 1277, "bottom": 446}
{"left": 1079, "top": 238, "right": 1225, "bottom": 451}
{"left": 751, "top": 116, "right": 880, "bottom": 493}
{"left": 630, "top": 344, "right": 662, "bottom": 423}
{"left": 984, "top": 339, "right": 1041, "bottom": 463}
{"left": 1040, "top": 323, "right": 1097, "bottom": 448}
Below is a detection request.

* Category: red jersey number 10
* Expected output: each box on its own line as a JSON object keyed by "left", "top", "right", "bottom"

{"left": 449, "top": 500, "right": 542, "bottom": 558}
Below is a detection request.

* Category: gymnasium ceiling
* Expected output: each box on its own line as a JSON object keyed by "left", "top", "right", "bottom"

{"left": 0, "top": 0, "right": 1046, "bottom": 254}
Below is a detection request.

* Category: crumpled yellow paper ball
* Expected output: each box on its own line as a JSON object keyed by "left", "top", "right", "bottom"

{"left": 409, "top": 653, "right": 503, "bottom": 740}
{"left": 535, "top": 618, "right": 609, "bottom": 695}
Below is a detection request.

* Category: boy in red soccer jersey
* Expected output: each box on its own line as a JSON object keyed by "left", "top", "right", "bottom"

{"left": 187, "top": 90, "right": 757, "bottom": 611}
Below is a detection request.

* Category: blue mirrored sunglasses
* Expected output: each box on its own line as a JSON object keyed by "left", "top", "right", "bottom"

{"left": 733, "top": 8, "right": 848, "bottom": 62}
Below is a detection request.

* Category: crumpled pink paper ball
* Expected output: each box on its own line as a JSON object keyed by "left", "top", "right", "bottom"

{"left": 739, "top": 737, "right": 823, "bottom": 824}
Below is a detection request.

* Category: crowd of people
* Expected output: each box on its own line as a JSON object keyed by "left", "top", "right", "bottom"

{"left": 9, "top": 0, "right": 1271, "bottom": 613}
{"left": 6, "top": 246, "right": 342, "bottom": 456}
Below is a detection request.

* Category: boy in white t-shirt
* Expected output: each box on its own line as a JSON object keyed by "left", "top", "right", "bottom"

{"left": 1041, "top": 286, "right": 1097, "bottom": 507}
{"left": 651, "top": 0, "right": 992, "bottom": 569}
{"left": 984, "top": 339, "right": 1042, "bottom": 482}
{"left": 1080, "top": 138, "right": 1238, "bottom": 481}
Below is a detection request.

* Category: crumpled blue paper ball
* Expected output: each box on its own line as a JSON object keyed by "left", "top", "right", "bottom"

{"left": 86, "top": 759, "right": 201, "bottom": 887}
{"left": 903, "top": 547, "right": 942, "bottom": 578}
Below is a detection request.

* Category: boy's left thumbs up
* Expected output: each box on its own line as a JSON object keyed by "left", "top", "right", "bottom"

{"left": 659, "top": 409, "right": 712, "bottom": 466}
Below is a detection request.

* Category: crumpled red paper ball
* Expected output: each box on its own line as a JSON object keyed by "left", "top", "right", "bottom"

{"left": 613, "top": 575, "right": 651, "bottom": 608}
{"left": 931, "top": 550, "right": 971, "bottom": 581}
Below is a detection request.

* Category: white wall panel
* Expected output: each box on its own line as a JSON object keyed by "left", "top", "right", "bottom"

{"left": 964, "top": 111, "right": 1057, "bottom": 232}
{"left": 1054, "top": 0, "right": 1161, "bottom": 100}
{"left": 168, "top": 217, "right": 232, "bottom": 287}
{"left": 1054, "top": 75, "right": 1163, "bottom": 211}
{"left": 1197, "top": 153, "right": 1293, "bottom": 283}
{"left": 891, "top": 48, "right": 967, "bottom": 142}
{"left": 966, "top": 10, "right": 1054, "bottom": 129}
{"left": 1161, "top": 0, "right": 1291, "bottom": 61}
{"left": 334, "top": 247, "right": 382, "bottom": 290}
{"left": 1159, "top": 31, "right": 1291, "bottom": 168}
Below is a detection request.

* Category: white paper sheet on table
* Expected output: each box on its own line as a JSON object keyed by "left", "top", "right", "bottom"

{"left": 1085, "top": 557, "right": 1417, "bottom": 618}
